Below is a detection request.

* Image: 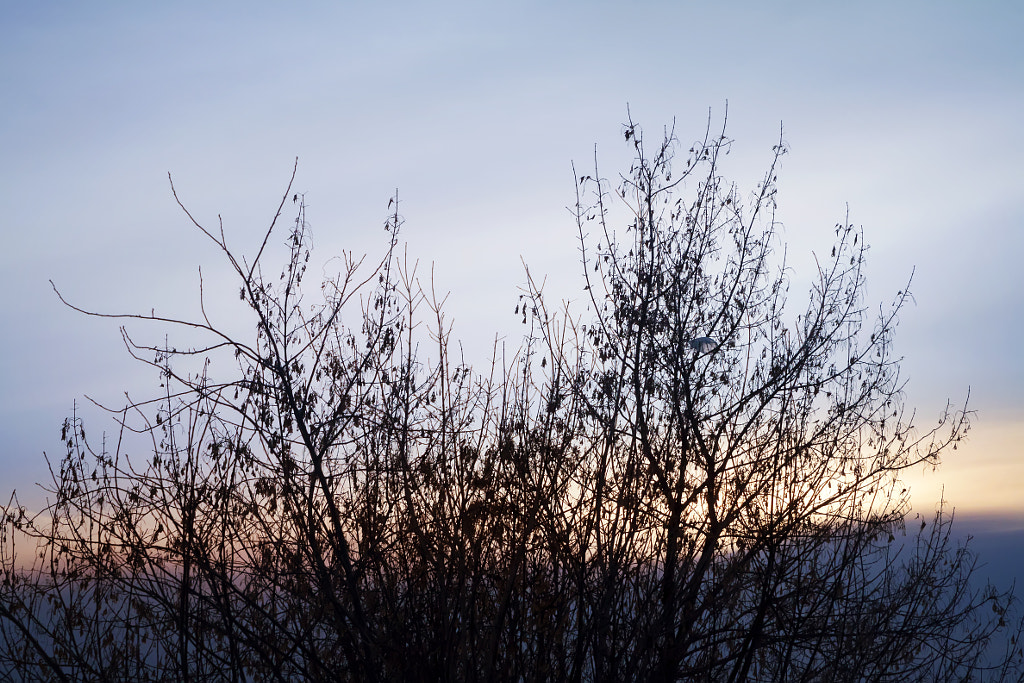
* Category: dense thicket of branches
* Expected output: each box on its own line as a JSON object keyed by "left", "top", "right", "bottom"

{"left": 3, "top": 119, "right": 1022, "bottom": 682}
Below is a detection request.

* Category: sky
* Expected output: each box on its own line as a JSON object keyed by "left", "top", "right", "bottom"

{"left": 1, "top": 2, "right": 1022, "bottom": 539}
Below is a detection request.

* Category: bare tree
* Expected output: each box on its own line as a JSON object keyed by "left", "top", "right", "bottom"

{"left": 2, "top": 118, "right": 1021, "bottom": 682}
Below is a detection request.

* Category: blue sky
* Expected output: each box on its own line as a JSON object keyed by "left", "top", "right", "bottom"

{"left": 1, "top": 2, "right": 1022, "bottom": 528}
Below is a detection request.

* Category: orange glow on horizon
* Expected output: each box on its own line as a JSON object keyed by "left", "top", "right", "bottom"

{"left": 904, "top": 418, "right": 1024, "bottom": 526}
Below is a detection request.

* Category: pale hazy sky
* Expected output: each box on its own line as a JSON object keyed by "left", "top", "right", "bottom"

{"left": 1, "top": 2, "right": 1022, "bottom": 522}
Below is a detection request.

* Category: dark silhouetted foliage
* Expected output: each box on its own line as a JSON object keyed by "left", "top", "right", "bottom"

{"left": 3, "top": 118, "right": 1022, "bottom": 682}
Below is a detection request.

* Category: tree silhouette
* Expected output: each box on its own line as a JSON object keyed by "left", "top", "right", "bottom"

{"left": 2, "top": 118, "right": 1022, "bottom": 682}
